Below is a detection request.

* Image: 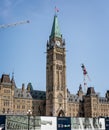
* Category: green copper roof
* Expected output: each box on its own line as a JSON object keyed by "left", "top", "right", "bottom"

{"left": 50, "top": 15, "right": 62, "bottom": 39}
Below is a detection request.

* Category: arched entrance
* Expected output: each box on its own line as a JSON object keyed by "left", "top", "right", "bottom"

{"left": 58, "top": 110, "right": 65, "bottom": 117}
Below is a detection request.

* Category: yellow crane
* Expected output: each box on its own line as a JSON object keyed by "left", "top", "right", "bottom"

{"left": 0, "top": 20, "right": 30, "bottom": 29}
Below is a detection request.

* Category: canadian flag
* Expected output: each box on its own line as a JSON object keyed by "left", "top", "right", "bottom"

{"left": 55, "top": 6, "right": 59, "bottom": 12}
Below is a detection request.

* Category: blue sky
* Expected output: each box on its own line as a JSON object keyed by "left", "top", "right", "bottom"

{"left": 0, "top": 0, "right": 109, "bottom": 96}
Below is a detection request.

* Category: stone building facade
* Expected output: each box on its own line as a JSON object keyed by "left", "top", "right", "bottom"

{"left": 0, "top": 15, "right": 109, "bottom": 117}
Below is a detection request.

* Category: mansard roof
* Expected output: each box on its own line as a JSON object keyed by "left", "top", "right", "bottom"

{"left": 99, "top": 97, "right": 109, "bottom": 103}
{"left": 30, "top": 90, "right": 46, "bottom": 100}
{"left": 86, "top": 87, "right": 96, "bottom": 96}
{"left": 0, "top": 74, "right": 16, "bottom": 87}
{"left": 14, "top": 88, "right": 32, "bottom": 99}
{"left": 67, "top": 92, "right": 83, "bottom": 103}
{"left": 1, "top": 74, "right": 11, "bottom": 83}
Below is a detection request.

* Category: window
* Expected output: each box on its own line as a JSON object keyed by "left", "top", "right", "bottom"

{"left": 4, "top": 89, "right": 10, "bottom": 93}
{"left": 4, "top": 100, "right": 9, "bottom": 106}
{"left": 17, "top": 105, "right": 20, "bottom": 109}
{"left": 3, "top": 108, "right": 5, "bottom": 113}
{"left": 22, "top": 105, "right": 25, "bottom": 109}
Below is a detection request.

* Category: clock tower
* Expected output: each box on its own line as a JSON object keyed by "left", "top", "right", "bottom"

{"left": 46, "top": 15, "right": 67, "bottom": 116}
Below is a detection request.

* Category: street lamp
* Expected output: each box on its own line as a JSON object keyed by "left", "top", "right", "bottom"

{"left": 27, "top": 109, "right": 32, "bottom": 130}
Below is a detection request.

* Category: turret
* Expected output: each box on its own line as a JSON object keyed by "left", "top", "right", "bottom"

{"left": 22, "top": 83, "right": 25, "bottom": 92}
{"left": 27, "top": 83, "right": 33, "bottom": 92}
{"left": 11, "top": 72, "right": 16, "bottom": 89}
{"left": 77, "top": 84, "right": 84, "bottom": 97}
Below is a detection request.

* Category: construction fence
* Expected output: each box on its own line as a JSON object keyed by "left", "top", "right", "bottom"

{"left": 0, "top": 115, "right": 109, "bottom": 130}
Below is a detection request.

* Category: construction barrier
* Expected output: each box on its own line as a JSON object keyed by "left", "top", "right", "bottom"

{"left": 0, "top": 115, "right": 108, "bottom": 130}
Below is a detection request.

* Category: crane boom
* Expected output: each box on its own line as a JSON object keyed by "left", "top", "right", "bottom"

{"left": 0, "top": 20, "right": 30, "bottom": 29}
{"left": 81, "top": 64, "right": 91, "bottom": 93}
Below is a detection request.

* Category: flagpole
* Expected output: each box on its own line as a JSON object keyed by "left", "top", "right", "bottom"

{"left": 55, "top": 6, "right": 57, "bottom": 16}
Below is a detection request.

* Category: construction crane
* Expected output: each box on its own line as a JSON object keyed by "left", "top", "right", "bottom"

{"left": 81, "top": 64, "right": 91, "bottom": 93}
{"left": 0, "top": 20, "right": 30, "bottom": 29}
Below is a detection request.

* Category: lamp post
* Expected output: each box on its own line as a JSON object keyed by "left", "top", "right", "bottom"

{"left": 27, "top": 109, "right": 32, "bottom": 130}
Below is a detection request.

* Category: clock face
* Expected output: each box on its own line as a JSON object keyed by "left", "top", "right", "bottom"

{"left": 56, "top": 41, "right": 61, "bottom": 46}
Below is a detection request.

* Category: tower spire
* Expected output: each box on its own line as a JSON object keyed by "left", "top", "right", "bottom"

{"left": 11, "top": 72, "right": 16, "bottom": 87}
{"left": 12, "top": 72, "right": 14, "bottom": 80}
{"left": 50, "top": 15, "right": 62, "bottom": 39}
